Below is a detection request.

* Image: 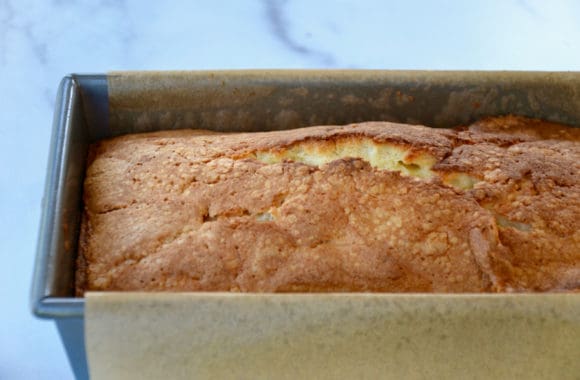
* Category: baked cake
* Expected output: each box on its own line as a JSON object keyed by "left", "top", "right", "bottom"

{"left": 76, "top": 116, "right": 580, "bottom": 294}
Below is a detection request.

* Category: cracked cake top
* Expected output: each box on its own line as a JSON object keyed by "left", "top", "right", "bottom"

{"left": 77, "top": 115, "right": 580, "bottom": 294}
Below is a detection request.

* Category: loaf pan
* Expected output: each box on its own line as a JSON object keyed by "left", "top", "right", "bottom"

{"left": 31, "top": 71, "right": 580, "bottom": 379}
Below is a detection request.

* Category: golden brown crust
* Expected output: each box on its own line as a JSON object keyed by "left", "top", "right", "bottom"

{"left": 74, "top": 215, "right": 89, "bottom": 296}
{"left": 78, "top": 116, "right": 580, "bottom": 294}
{"left": 436, "top": 116, "right": 580, "bottom": 291}
{"left": 463, "top": 115, "right": 580, "bottom": 143}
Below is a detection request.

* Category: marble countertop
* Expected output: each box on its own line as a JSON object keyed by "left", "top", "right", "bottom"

{"left": 1, "top": 0, "right": 580, "bottom": 378}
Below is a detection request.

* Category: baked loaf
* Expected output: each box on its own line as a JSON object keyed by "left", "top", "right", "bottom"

{"left": 76, "top": 116, "right": 580, "bottom": 294}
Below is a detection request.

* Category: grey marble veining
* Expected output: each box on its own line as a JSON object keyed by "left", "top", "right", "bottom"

{"left": 265, "top": 0, "right": 337, "bottom": 66}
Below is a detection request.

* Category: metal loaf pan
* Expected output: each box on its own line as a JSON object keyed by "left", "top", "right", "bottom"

{"left": 31, "top": 71, "right": 580, "bottom": 379}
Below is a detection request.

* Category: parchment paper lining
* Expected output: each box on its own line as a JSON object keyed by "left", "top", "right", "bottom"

{"left": 107, "top": 70, "right": 580, "bottom": 136}
{"left": 86, "top": 292, "right": 580, "bottom": 380}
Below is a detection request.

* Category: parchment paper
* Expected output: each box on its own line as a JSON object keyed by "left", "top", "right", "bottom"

{"left": 107, "top": 70, "right": 580, "bottom": 137}
{"left": 86, "top": 292, "right": 580, "bottom": 380}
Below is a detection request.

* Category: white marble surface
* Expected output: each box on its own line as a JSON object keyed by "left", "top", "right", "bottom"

{"left": 1, "top": 0, "right": 580, "bottom": 378}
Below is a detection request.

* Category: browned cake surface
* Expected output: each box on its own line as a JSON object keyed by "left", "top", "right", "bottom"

{"left": 77, "top": 115, "right": 580, "bottom": 294}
